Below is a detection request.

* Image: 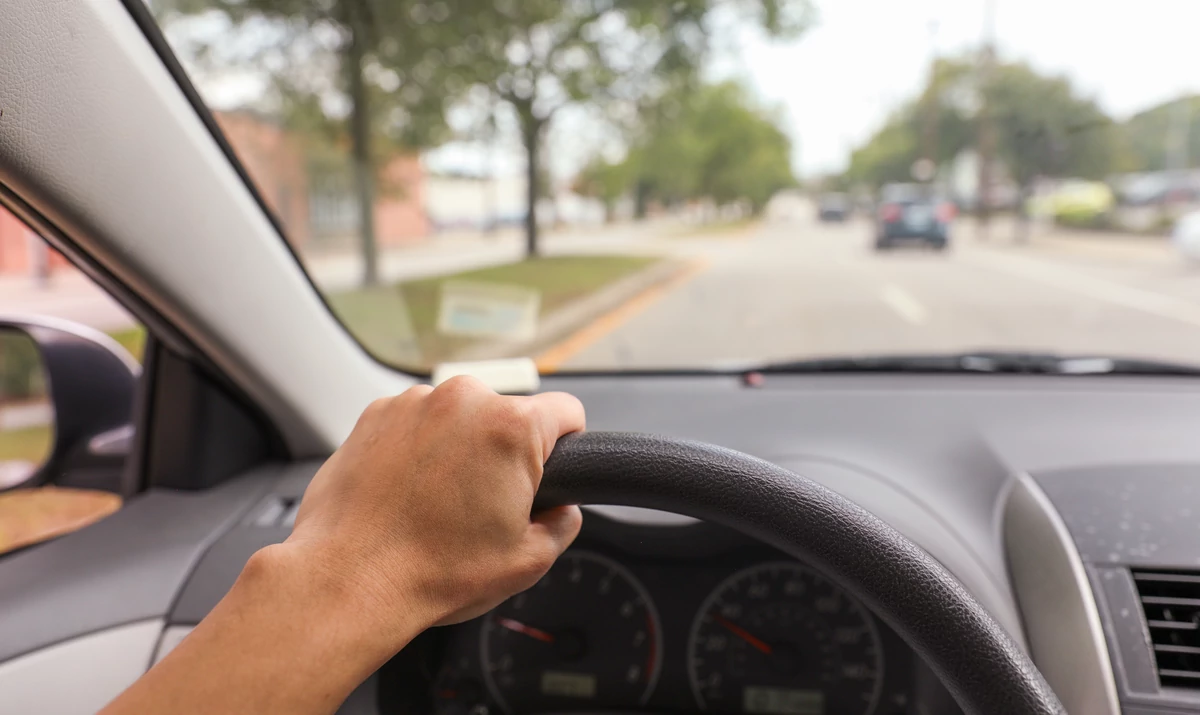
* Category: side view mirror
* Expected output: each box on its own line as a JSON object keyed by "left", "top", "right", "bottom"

{"left": 0, "top": 316, "right": 139, "bottom": 494}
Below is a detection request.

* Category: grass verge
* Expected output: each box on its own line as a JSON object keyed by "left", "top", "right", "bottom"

{"left": 669, "top": 218, "right": 759, "bottom": 238}
{"left": 329, "top": 254, "right": 658, "bottom": 367}
{"left": 0, "top": 424, "right": 52, "bottom": 463}
{"left": 107, "top": 326, "right": 146, "bottom": 362}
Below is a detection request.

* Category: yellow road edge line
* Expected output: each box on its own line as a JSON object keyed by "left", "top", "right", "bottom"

{"left": 536, "top": 258, "right": 713, "bottom": 373}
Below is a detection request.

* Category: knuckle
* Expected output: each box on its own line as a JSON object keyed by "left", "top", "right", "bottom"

{"left": 361, "top": 396, "right": 394, "bottom": 420}
{"left": 433, "top": 375, "right": 486, "bottom": 401}
{"left": 400, "top": 384, "right": 434, "bottom": 401}
{"left": 486, "top": 400, "right": 536, "bottom": 451}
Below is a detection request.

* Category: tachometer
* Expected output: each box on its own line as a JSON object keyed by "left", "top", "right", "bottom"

{"left": 480, "top": 550, "right": 662, "bottom": 714}
{"left": 687, "top": 562, "right": 883, "bottom": 715}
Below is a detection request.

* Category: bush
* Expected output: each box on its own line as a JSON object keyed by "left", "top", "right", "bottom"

{"left": 0, "top": 332, "right": 46, "bottom": 401}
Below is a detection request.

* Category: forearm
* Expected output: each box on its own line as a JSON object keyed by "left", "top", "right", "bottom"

{"left": 101, "top": 544, "right": 426, "bottom": 715}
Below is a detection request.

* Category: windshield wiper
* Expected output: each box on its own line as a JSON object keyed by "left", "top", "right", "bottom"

{"left": 750, "top": 351, "right": 1200, "bottom": 376}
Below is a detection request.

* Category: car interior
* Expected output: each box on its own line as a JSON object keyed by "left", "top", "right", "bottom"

{"left": 3, "top": 2, "right": 1200, "bottom": 715}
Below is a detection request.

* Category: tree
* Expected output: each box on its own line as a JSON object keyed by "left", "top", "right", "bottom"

{"left": 157, "top": 0, "right": 460, "bottom": 286}
{"left": 844, "top": 57, "right": 1122, "bottom": 240}
{"left": 418, "top": 0, "right": 814, "bottom": 256}
{"left": 573, "top": 158, "right": 633, "bottom": 222}
{"left": 601, "top": 81, "right": 796, "bottom": 215}
{"left": 984, "top": 63, "right": 1118, "bottom": 239}
{"left": 1121, "top": 95, "right": 1200, "bottom": 172}
{"left": 845, "top": 58, "right": 978, "bottom": 189}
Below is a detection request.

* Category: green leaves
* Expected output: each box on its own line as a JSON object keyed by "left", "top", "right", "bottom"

{"left": 846, "top": 56, "right": 1120, "bottom": 190}
{"left": 608, "top": 81, "right": 795, "bottom": 214}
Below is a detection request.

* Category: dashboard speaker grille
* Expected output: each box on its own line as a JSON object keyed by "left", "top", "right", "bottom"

{"left": 1134, "top": 570, "right": 1200, "bottom": 688}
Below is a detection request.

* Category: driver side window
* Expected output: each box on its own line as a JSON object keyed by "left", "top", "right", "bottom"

{"left": 0, "top": 206, "right": 143, "bottom": 555}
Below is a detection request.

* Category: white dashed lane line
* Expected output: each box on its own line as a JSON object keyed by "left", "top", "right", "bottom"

{"left": 879, "top": 283, "right": 929, "bottom": 325}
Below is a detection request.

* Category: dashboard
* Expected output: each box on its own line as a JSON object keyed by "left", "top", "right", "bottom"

{"left": 11, "top": 372, "right": 1200, "bottom": 714}
{"left": 382, "top": 514, "right": 958, "bottom": 715}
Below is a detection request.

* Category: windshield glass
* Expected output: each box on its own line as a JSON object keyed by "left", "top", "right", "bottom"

{"left": 150, "top": 0, "right": 1200, "bottom": 373}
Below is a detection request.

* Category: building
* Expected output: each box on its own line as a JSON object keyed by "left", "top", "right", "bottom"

{"left": 0, "top": 208, "right": 69, "bottom": 278}
{"left": 215, "top": 110, "right": 430, "bottom": 253}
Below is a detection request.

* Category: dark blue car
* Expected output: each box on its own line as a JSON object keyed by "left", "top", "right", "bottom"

{"left": 874, "top": 183, "right": 955, "bottom": 251}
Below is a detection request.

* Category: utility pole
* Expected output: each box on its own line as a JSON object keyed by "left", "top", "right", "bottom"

{"left": 976, "top": 0, "right": 997, "bottom": 240}
{"left": 920, "top": 19, "right": 941, "bottom": 187}
{"left": 1168, "top": 97, "right": 1192, "bottom": 172}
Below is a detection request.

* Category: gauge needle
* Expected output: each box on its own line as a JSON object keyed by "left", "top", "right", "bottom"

{"left": 713, "top": 614, "right": 773, "bottom": 655}
{"left": 496, "top": 616, "right": 555, "bottom": 643}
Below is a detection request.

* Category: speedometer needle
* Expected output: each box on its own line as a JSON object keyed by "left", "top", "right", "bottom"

{"left": 496, "top": 616, "right": 555, "bottom": 643}
{"left": 713, "top": 614, "right": 773, "bottom": 655}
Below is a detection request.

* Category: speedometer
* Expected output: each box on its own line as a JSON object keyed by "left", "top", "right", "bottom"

{"left": 687, "top": 562, "right": 884, "bottom": 715}
{"left": 480, "top": 550, "right": 662, "bottom": 714}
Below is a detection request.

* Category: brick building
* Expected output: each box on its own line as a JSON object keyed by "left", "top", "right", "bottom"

{"left": 0, "top": 208, "right": 69, "bottom": 278}
{"left": 216, "top": 110, "right": 429, "bottom": 253}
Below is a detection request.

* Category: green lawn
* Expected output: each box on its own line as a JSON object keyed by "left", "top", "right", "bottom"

{"left": 670, "top": 218, "right": 759, "bottom": 238}
{"left": 329, "top": 255, "right": 658, "bottom": 367}
{"left": 107, "top": 326, "right": 146, "bottom": 362}
{"left": 0, "top": 424, "right": 52, "bottom": 463}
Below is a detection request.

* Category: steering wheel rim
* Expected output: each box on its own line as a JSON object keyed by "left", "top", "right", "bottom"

{"left": 537, "top": 432, "right": 1064, "bottom": 715}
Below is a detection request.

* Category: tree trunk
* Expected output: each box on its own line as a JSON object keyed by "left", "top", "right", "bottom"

{"left": 521, "top": 114, "right": 543, "bottom": 258}
{"left": 346, "top": 7, "right": 378, "bottom": 286}
{"left": 1014, "top": 182, "right": 1032, "bottom": 245}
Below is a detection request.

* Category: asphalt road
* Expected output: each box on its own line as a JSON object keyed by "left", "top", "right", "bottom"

{"left": 560, "top": 217, "right": 1200, "bottom": 370}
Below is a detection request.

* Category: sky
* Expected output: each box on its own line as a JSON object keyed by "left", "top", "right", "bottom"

{"left": 177, "top": 0, "right": 1200, "bottom": 181}
{"left": 737, "top": 0, "right": 1200, "bottom": 176}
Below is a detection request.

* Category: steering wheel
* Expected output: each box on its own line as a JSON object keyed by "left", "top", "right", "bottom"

{"left": 537, "top": 432, "right": 1064, "bottom": 715}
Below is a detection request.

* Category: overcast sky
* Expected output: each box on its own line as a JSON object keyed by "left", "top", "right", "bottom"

{"left": 737, "top": 0, "right": 1200, "bottom": 176}
{"left": 181, "top": 0, "right": 1200, "bottom": 180}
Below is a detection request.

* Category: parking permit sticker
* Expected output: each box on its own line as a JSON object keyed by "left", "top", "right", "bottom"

{"left": 437, "top": 281, "right": 541, "bottom": 341}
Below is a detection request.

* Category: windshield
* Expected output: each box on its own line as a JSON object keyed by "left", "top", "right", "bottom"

{"left": 150, "top": 0, "right": 1200, "bottom": 373}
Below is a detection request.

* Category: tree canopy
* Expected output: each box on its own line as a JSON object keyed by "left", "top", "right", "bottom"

{"left": 575, "top": 81, "right": 796, "bottom": 216}
{"left": 845, "top": 57, "right": 1120, "bottom": 191}
{"left": 159, "top": 0, "right": 814, "bottom": 261}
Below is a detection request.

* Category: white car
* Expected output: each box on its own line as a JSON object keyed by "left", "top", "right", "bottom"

{"left": 1173, "top": 209, "right": 1200, "bottom": 261}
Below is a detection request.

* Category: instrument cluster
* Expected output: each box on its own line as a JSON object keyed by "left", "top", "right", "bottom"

{"left": 389, "top": 525, "right": 960, "bottom": 715}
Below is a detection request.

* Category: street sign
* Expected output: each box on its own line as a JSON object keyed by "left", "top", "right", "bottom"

{"left": 438, "top": 281, "right": 541, "bottom": 341}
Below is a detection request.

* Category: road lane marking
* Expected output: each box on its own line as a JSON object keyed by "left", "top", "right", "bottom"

{"left": 879, "top": 284, "right": 928, "bottom": 325}
{"left": 535, "top": 258, "right": 712, "bottom": 372}
{"left": 969, "top": 251, "right": 1200, "bottom": 329}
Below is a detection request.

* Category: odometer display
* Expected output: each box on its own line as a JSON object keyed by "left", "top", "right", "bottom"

{"left": 687, "top": 562, "right": 883, "bottom": 715}
{"left": 481, "top": 550, "right": 662, "bottom": 713}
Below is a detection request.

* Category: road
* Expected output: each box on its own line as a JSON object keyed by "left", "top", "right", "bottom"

{"left": 559, "top": 217, "right": 1200, "bottom": 370}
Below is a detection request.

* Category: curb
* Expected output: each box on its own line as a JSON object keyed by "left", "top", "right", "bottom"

{"left": 452, "top": 259, "right": 691, "bottom": 363}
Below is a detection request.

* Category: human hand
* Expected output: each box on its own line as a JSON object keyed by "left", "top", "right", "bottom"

{"left": 101, "top": 377, "right": 584, "bottom": 715}
{"left": 283, "top": 376, "right": 585, "bottom": 638}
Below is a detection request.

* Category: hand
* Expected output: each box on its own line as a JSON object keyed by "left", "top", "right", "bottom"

{"left": 285, "top": 375, "right": 585, "bottom": 633}
{"left": 101, "top": 376, "right": 584, "bottom": 715}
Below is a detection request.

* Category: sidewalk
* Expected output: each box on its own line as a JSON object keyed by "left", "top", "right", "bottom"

{"left": 967, "top": 217, "right": 1178, "bottom": 266}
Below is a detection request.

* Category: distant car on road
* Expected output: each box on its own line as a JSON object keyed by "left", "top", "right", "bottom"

{"left": 817, "top": 193, "right": 852, "bottom": 222}
{"left": 874, "top": 183, "right": 954, "bottom": 251}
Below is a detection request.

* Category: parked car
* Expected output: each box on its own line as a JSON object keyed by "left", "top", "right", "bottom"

{"left": 817, "top": 192, "right": 852, "bottom": 221}
{"left": 874, "top": 183, "right": 955, "bottom": 251}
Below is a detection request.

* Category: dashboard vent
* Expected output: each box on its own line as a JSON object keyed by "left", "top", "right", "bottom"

{"left": 1134, "top": 570, "right": 1200, "bottom": 687}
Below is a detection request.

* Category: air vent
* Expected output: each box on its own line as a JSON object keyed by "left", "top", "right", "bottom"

{"left": 1134, "top": 570, "right": 1200, "bottom": 688}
